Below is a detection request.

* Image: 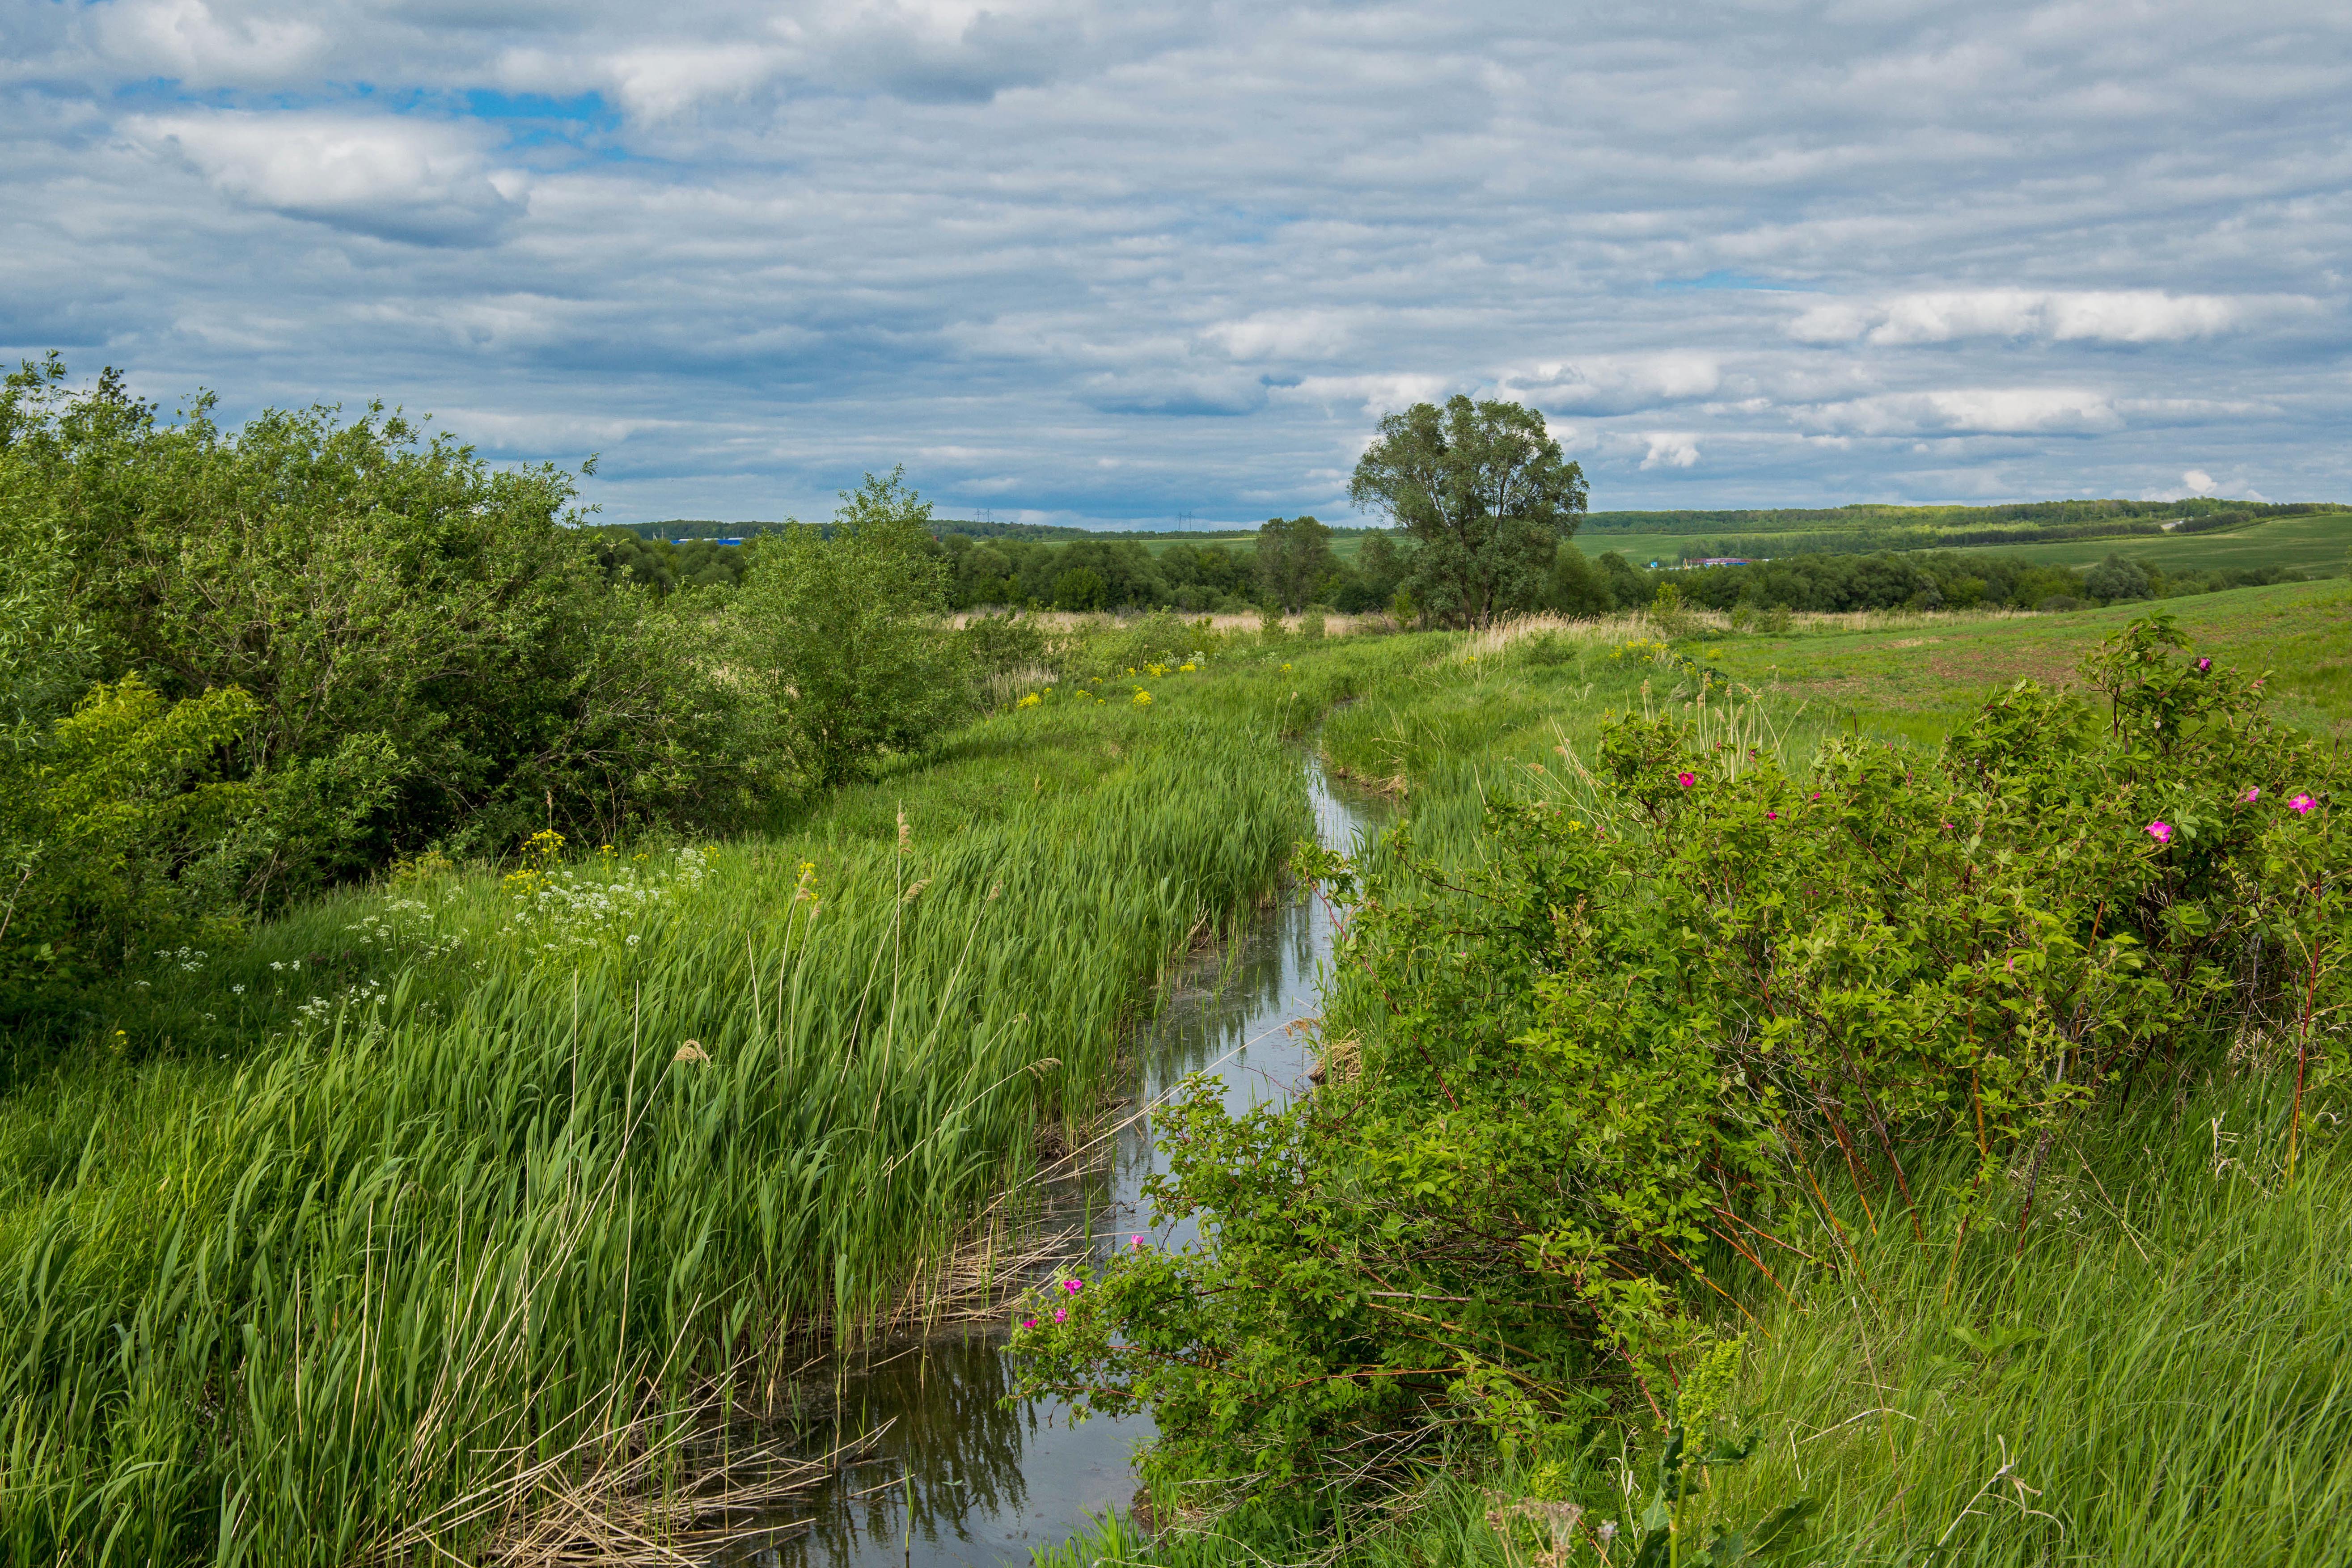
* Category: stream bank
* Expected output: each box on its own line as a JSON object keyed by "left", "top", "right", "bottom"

{"left": 727, "top": 755, "right": 1387, "bottom": 1567}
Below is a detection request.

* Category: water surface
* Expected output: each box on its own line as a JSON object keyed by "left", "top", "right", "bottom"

{"left": 732, "top": 758, "right": 1386, "bottom": 1567}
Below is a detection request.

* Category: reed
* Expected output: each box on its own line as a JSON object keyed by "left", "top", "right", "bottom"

{"left": 0, "top": 695, "right": 1306, "bottom": 1562}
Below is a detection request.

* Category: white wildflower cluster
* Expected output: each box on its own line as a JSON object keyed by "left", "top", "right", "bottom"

{"left": 284, "top": 974, "right": 388, "bottom": 1040}
{"left": 152, "top": 946, "right": 209, "bottom": 973}
{"left": 494, "top": 846, "right": 709, "bottom": 960}
{"left": 343, "top": 899, "right": 465, "bottom": 962}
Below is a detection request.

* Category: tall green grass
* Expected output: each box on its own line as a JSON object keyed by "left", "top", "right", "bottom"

{"left": 1033, "top": 1077, "right": 2352, "bottom": 1568}
{"left": 1696, "top": 1076, "right": 2352, "bottom": 1565}
{"left": 0, "top": 692, "right": 1309, "bottom": 1563}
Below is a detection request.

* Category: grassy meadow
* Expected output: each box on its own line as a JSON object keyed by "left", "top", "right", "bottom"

{"left": 1536, "top": 510, "right": 2352, "bottom": 575}
{"left": 1938, "top": 509, "right": 2352, "bottom": 575}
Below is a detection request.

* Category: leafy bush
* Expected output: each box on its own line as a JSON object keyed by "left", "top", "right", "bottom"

{"left": 0, "top": 678, "right": 258, "bottom": 1002}
{"left": 0, "top": 357, "right": 756, "bottom": 1011}
{"left": 2084, "top": 552, "right": 2155, "bottom": 602}
{"left": 0, "top": 357, "right": 752, "bottom": 903}
{"left": 961, "top": 612, "right": 1052, "bottom": 680}
{"left": 729, "top": 469, "right": 965, "bottom": 787}
{"left": 1012, "top": 616, "right": 2346, "bottom": 1501}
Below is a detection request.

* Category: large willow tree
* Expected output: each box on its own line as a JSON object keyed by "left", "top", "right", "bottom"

{"left": 1347, "top": 395, "right": 1586, "bottom": 627}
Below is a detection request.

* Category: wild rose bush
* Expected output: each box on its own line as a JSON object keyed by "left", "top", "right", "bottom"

{"left": 1010, "top": 615, "right": 2348, "bottom": 1492}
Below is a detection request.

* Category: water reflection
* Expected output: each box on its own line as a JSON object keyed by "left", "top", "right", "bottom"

{"left": 729, "top": 759, "right": 1387, "bottom": 1567}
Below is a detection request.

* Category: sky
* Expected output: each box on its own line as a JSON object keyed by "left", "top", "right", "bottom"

{"left": 4, "top": 0, "right": 2348, "bottom": 528}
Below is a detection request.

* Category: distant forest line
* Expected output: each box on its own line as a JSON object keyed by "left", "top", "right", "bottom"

{"left": 624, "top": 495, "right": 2345, "bottom": 563}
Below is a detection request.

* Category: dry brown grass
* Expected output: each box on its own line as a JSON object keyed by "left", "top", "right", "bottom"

{"left": 381, "top": 1391, "right": 865, "bottom": 1568}
{"left": 950, "top": 609, "right": 1392, "bottom": 637}
{"left": 1447, "top": 605, "right": 2059, "bottom": 663}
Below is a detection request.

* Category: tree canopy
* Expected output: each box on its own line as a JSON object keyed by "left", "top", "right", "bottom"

{"left": 1253, "top": 515, "right": 1339, "bottom": 611}
{"left": 1347, "top": 395, "right": 1586, "bottom": 626}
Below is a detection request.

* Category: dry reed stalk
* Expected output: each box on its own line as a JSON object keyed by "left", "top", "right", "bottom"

{"left": 1483, "top": 1492, "right": 1585, "bottom": 1568}
{"left": 381, "top": 1388, "right": 871, "bottom": 1568}
{"left": 1313, "top": 1032, "right": 1363, "bottom": 1087}
{"left": 880, "top": 1219, "right": 1095, "bottom": 1331}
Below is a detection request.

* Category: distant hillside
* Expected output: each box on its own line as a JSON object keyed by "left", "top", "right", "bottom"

{"left": 1581, "top": 497, "right": 2303, "bottom": 535}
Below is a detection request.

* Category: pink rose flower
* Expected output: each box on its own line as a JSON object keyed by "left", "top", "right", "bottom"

{"left": 2146, "top": 821, "right": 2173, "bottom": 845}
{"left": 2243, "top": 787, "right": 2260, "bottom": 803}
{"left": 1676, "top": 771, "right": 1696, "bottom": 788}
{"left": 2291, "top": 794, "right": 2317, "bottom": 815}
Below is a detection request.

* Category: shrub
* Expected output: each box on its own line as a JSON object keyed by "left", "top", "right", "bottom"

{"left": 961, "top": 612, "right": 1052, "bottom": 680}
{"left": 1053, "top": 565, "right": 1108, "bottom": 611}
{"left": 729, "top": 469, "right": 964, "bottom": 788}
{"left": 2085, "top": 553, "right": 2154, "bottom": 603}
{"left": 0, "top": 357, "right": 753, "bottom": 907}
{"left": 0, "top": 677, "right": 258, "bottom": 1004}
{"left": 1012, "top": 616, "right": 2347, "bottom": 1497}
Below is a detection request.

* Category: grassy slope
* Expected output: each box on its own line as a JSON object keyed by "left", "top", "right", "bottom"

{"left": 1938, "top": 509, "right": 2352, "bottom": 574}
{"left": 1569, "top": 511, "right": 2352, "bottom": 573}
{"left": 0, "top": 645, "right": 1434, "bottom": 1565}
{"left": 1689, "top": 579, "right": 2352, "bottom": 746}
{"left": 1044, "top": 592, "right": 2352, "bottom": 1566}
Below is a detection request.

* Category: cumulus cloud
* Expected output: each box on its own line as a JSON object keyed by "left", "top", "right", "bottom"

{"left": 2139, "top": 467, "right": 2249, "bottom": 502}
{"left": 7, "top": 0, "right": 2349, "bottom": 522}
{"left": 1639, "top": 432, "right": 1701, "bottom": 470}
{"left": 1506, "top": 355, "right": 1722, "bottom": 415}
{"left": 1788, "top": 290, "right": 2284, "bottom": 347}
{"left": 127, "top": 111, "right": 526, "bottom": 245}
{"left": 597, "top": 45, "right": 784, "bottom": 120}
{"left": 1270, "top": 374, "right": 1457, "bottom": 418}
{"left": 1791, "top": 387, "right": 2125, "bottom": 437}
{"left": 1203, "top": 311, "right": 1354, "bottom": 362}
{"left": 95, "top": 0, "right": 328, "bottom": 88}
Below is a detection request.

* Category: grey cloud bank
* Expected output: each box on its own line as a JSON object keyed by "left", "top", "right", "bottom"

{"left": 4, "top": 0, "right": 2347, "bottom": 526}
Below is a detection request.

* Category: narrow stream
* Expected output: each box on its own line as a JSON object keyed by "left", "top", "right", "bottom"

{"left": 730, "top": 756, "right": 1388, "bottom": 1567}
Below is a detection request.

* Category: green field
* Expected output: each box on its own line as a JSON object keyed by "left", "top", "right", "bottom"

{"left": 1941, "top": 509, "right": 2352, "bottom": 574}
{"left": 15, "top": 591, "right": 2350, "bottom": 1565}
{"left": 1696, "top": 577, "right": 2352, "bottom": 743}
{"left": 1576, "top": 511, "right": 2352, "bottom": 574}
